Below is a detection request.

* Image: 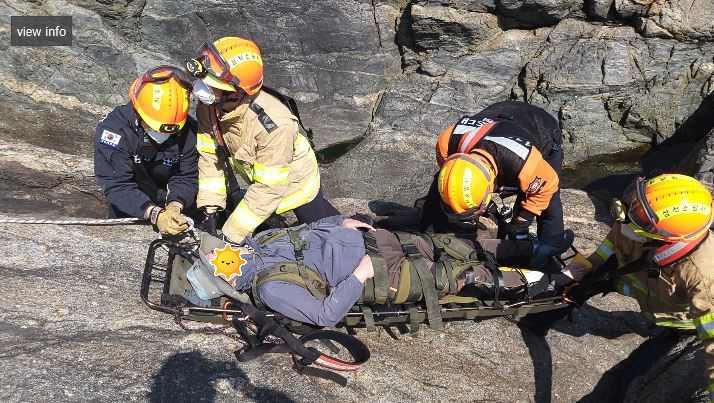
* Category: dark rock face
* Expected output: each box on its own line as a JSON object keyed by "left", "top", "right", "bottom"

{"left": 681, "top": 128, "right": 714, "bottom": 187}
{"left": 324, "top": 7, "right": 714, "bottom": 204}
{"left": 2, "top": 0, "right": 711, "bottom": 170}
{"left": 1, "top": 0, "right": 402, "bottom": 155}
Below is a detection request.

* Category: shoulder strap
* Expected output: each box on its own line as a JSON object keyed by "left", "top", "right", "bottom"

{"left": 254, "top": 263, "right": 329, "bottom": 300}
{"left": 207, "top": 106, "right": 242, "bottom": 208}
{"left": 261, "top": 86, "right": 316, "bottom": 147}
{"left": 249, "top": 102, "right": 278, "bottom": 133}
{"left": 254, "top": 228, "right": 289, "bottom": 247}
{"left": 287, "top": 227, "right": 324, "bottom": 298}
{"left": 447, "top": 116, "right": 498, "bottom": 155}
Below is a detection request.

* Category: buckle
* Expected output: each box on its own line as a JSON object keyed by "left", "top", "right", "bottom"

{"left": 294, "top": 248, "right": 304, "bottom": 261}
{"left": 362, "top": 233, "right": 379, "bottom": 253}
{"left": 402, "top": 243, "right": 422, "bottom": 258}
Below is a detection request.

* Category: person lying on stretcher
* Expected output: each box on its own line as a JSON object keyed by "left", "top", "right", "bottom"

{"left": 191, "top": 215, "right": 584, "bottom": 327}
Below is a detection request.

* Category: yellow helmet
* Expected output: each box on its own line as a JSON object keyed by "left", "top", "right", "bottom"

{"left": 437, "top": 152, "right": 497, "bottom": 220}
{"left": 622, "top": 174, "right": 713, "bottom": 242}
{"left": 187, "top": 37, "right": 263, "bottom": 95}
{"left": 128, "top": 65, "right": 190, "bottom": 133}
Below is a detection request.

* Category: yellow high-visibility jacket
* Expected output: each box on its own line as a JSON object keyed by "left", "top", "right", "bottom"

{"left": 589, "top": 224, "right": 714, "bottom": 397}
{"left": 196, "top": 90, "right": 319, "bottom": 243}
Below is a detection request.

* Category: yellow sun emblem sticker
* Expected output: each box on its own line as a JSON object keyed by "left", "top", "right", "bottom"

{"left": 209, "top": 244, "right": 247, "bottom": 282}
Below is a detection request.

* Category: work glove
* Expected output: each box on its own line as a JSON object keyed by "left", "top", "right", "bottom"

{"left": 506, "top": 215, "right": 532, "bottom": 240}
{"left": 147, "top": 202, "right": 189, "bottom": 235}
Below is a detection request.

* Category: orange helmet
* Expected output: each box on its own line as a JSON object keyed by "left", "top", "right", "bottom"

{"left": 438, "top": 152, "right": 497, "bottom": 220}
{"left": 186, "top": 37, "right": 263, "bottom": 95}
{"left": 622, "top": 174, "right": 713, "bottom": 242}
{"left": 128, "top": 65, "right": 190, "bottom": 133}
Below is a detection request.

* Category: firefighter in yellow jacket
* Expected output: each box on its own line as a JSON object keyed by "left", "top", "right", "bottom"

{"left": 567, "top": 174, "right": 714, "bottom": 399}
{"left": 186, "top": 37, "right": 338, "bottom": 243}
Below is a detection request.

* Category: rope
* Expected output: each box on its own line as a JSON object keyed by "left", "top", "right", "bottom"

{"left": 0, "top": 217, "right": 146, "bottom": 225}
{"left": 0, "top": 215, "right": 195, "bottom": 230}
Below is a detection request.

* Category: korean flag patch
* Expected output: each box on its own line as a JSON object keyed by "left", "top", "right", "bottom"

{"left": 100, "top": 130, "right": 121, "bottom": 148}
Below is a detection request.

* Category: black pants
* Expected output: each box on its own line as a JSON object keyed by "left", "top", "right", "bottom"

{"left": 107, "top": 202, "right": 132, "bottom": 219}
{"left": 292, "top": 186, "right": 339, "bottom": 224}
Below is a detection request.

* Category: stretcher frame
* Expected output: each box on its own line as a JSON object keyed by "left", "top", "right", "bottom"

{"left": 140, "top": 237, "right": 573, "bottom": 329}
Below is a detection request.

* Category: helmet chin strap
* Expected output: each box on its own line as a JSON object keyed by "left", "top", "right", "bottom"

{"left": 217, "top": 89, "right": 247, "bottom": 115}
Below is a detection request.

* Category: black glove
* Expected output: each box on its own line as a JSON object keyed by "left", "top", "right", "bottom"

{"left": 198, "top": 207, "right": 221, "bottom": 236}
{"left": 506, "top": 215, "right": 532, "bottom": 240}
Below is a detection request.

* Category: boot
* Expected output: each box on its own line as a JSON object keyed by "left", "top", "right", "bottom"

{"left": 528, "top": 229, "right": 575, "bottom": 270}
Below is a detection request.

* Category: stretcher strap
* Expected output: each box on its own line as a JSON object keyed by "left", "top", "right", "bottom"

{"left": 409, "top": 306, "right": 419, "bottom": 334}
{"left": 443, "top": 260, "right": 457, "bottom": 294}
{"left": 362, "top": 277, "right": 375, "bottom": 304}
{"left": 363, "top": 232, "right": 389, "bottom": 305}
{"left": 490, "top": 265, "right": 503, "bottom": 309}
{"left": 362, "top": 305, "right": 376, "bottom": 332}
{"left": 395, "top": 232, "right": 442, "bottom": 330}
{"left": 250, "top": 274, "right": 269, "bottom": 312}
{"left": 232, "top": 301, "right": 370, "bottom": 386}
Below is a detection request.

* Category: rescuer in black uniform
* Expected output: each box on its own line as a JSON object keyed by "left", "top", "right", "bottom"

{"left": 93, "top": 66, "right": 198, "bottom": 235}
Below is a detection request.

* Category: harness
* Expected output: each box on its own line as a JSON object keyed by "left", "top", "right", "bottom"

{"left": 447, "top": 116, "right": 498, "bottom": 155}
{"left": 252, "top": 227, "right": 506, "bottom": 333}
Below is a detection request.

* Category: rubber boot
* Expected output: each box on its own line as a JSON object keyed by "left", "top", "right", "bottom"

{"left": 528, "top": 229, "right": 575, "bottom": 270}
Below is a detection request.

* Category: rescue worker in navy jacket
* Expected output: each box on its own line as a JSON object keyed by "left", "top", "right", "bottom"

{"left": 421, "top": 100, "right": 565, "bottom": 241}
{"left": 93, "top": 66, "right": 198, "bottom": 235}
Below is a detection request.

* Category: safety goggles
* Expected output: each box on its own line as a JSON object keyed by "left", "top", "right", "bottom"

{"left": 131, "top": 65, "right": 191, "bottom": 99}
{"left": 611, "top": 177, "right": 683, "bottom": 241}
{"left": 187, "top": 42, "right": 241, "bottom": 90}
{"left": 131, "top": 66, "right": 191, "bottom": 133}
{"left": 441, "top": 192, "right": 493, "bottom": 223}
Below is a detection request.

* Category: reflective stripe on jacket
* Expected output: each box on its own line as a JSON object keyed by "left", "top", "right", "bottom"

{"left": 588, "top": 226, "right": 714, "bottom": 388}
{"left": 196, "top": 90, "right": 320, "bottom": 243}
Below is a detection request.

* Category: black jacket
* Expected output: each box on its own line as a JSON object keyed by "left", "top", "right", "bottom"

{"left": 93, "top": 102, "right": 198, "bottom": 218}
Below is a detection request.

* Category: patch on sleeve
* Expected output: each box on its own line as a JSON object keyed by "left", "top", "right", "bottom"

{"left": 525, "top": 176, "right": 544, "bottom": 194}
{"left": 99, "top": 129, "right": 121, "bottom": 148}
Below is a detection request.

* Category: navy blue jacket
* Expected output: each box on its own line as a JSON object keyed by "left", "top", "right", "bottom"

{"left": 93, "top": 102, "right": 198, "bottom": 218}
